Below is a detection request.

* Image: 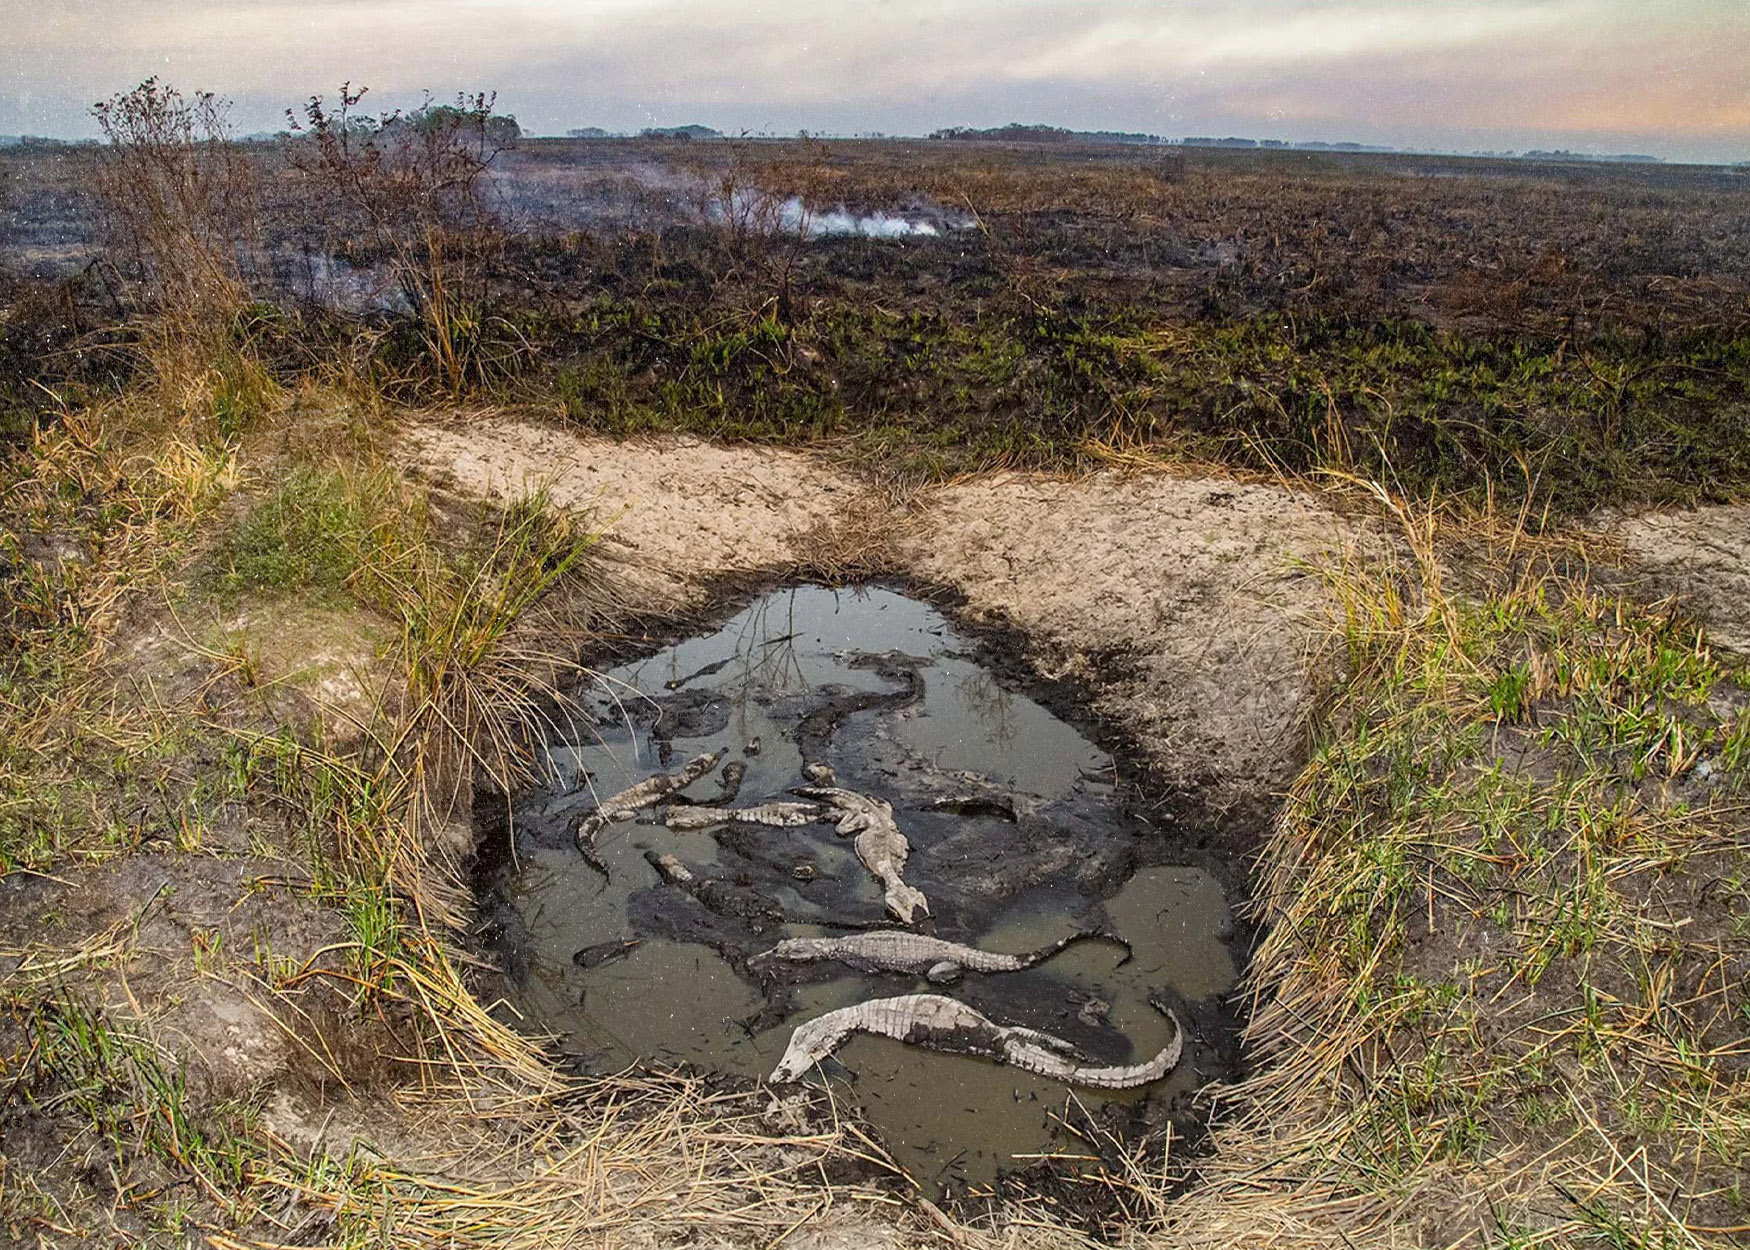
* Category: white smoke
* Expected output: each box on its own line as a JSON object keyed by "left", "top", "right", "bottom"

{"left": 805, "top": 204, "right": 945, "bottom": 236}
{"left": 485, "top": 154, "right": 975, "bottom": 241}
{"left": 801, "top": 203, "right": 944, "bottom": 239}
{"left": 296, "top": 252, "right": 409, "bottom": 314}
{"left": 704, "top": 189, "right": 967, "bottom": 240}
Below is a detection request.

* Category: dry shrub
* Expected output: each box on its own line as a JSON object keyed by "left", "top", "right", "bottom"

{"left": 91, "top": 80, "right": 276, "bottom": 432}
{"left": 286, "top": 86, "right": 523, "bottom": 394}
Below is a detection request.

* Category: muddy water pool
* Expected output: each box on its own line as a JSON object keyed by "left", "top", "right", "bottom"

{"left": 483, "top": 585, "right": 1239, "bottom": 1193}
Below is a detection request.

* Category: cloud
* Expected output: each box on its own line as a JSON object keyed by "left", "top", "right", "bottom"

{"left": 1002, "top": 2, "right": 1575, "bottom": 79}
{"left": 1, "top": 0, "right": 1746, "bottom": 161}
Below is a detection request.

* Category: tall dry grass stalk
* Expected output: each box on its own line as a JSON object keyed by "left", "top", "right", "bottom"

{"left": 356, "top": 489, "right": 605, "bottom": 928}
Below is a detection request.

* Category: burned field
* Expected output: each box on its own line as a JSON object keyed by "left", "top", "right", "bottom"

{"left": 7, "top": 133, "right": 1750, "bottom": 505}
{"left": 1, "top": 96, "right": 1749, "bottom": 1249}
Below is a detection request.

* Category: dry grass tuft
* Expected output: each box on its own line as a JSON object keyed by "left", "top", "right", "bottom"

{"left": 242, "top": 1076, "right": 896, "bottom": 1250}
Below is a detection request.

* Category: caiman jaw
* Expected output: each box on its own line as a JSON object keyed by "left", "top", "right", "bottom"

{"left": 885, "top": 883, "right": 929, "bottom": 924}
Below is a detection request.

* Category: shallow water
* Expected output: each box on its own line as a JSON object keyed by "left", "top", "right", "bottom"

{"left": 490, "top": 585, "right": 1238, "bottom": 1192}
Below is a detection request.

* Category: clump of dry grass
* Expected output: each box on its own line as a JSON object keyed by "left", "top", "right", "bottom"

{"left": 238, "top": 1075, "right": 898, "bottom": 1250}
{"left": 783, "top": 475, "right": 921, "bottom": 584}
{"left": 322, "top": 478, "right": 606, "bottom": 922}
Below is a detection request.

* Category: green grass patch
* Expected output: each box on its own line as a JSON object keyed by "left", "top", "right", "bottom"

{"left": 1249, "top": 525, "right": 1750, "bottom": 1230}
{"left": 25, "top": 997, "right": 264, "bottom": 1203}
{"left": 201, "top": 464, "right": 401, "bottom": 600}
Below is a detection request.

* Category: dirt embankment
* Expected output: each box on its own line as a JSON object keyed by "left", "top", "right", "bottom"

{"left": 0, "top": 854, "right": 368, "bottom": 1238}
{"left": 404, "top": 416, "right": 1362, "bottom": 826}
{"left": 405, "top": 418, "right": 863, "bottom": 611}
{"left": 903, "top": 475, "right": 1355, "bottom": 825}
{"left": 1603, "top": 503, "right": 1750, "bottom": 654}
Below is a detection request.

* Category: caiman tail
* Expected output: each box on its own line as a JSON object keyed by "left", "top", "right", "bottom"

{"left": 1019, "top": 929, "right": 1134, "bottom": 970}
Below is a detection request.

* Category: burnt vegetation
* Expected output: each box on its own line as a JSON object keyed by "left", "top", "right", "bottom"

{"left": 1, "top": 84, "right": 1749, "bottom": 510}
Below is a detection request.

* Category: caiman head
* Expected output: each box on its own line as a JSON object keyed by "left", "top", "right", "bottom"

{"left": 768, "top": 1046, "right": 815, "bottom": 1084}
{"left": 884, "top": 882, "right": 930, "bottom": 925}
{"left": 768, "top": 1014, "right": 850, "bottom": 1083}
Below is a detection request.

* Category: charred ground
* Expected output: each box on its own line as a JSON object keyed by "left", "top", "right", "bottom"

{"left": 6, "top": 133, "right": 1750, "bottom": 503}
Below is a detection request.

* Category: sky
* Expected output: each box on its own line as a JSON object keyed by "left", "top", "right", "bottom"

{"left": 1, "top": 1, "right": 1747, "bottom": 162}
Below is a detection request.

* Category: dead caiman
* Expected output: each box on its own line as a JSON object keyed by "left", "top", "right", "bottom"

{"left": 665, "top": 801, "right": 823, "bottom": 831}
{"left": 644, "top": 851, "right": 784, "bottom": 928}
{"left": 791, "top": 785, "right": 928, "bottom": 924}
{"left": 574, "top": 750, "right": 723, "bottom": 875}
{"left": 667, "top": 760, "right": 747, "bottom": 808}
{"left": 752, "top": 929, "right": 1130, "bottom": 984}
{"left": 768, "top": 992, "right": 1184, "bottom": 1089}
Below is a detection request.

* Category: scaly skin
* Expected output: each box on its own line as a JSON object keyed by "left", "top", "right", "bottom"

{"left": 754, "top": 929, "right": 1130, "bottom": 984}
{"left": 768, "top": 993, "right": 1184, "bottom": 1089}
{"left": 668, "top": 760, "right": 747, "bottom": 807}
{"left": 574, "top": 751, "right": 723, "bottom": 874}
{"left": 791, "top": 786, "right": 929, "bottom": 923}
{"left": 645, "top": 852, "right": 699, "bottom": 885}
{"left": 665, "top": 801, "right": 824, "bottom": 831}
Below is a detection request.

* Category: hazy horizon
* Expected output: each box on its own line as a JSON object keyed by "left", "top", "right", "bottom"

{"left": 2, "top": 1, "right": 1746, "bottom": 164}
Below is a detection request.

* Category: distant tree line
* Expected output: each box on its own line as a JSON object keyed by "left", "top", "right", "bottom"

{"left": 1520, "top": 149, "right": 1662, "bottom": 164}
{"left": 929, "top": 123, "right": 1166, "bottom": 145}
{"left": 566, "top": 124, "right": 724, "bottom": 140}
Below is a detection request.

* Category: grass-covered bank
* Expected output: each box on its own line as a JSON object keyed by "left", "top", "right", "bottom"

{"left": 1149, "top": 510, "right": 1750, "bottom": 1246}
{"left": 530, "top": 293, "right": 1750, "bottom": 505}
{"left": 0, "top": 379, "right": 902, "bottom": 1246}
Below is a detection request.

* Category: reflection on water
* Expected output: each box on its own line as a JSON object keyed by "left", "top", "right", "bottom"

{"left": 491, "top": 585, "right": 1238, "bottom": 1193}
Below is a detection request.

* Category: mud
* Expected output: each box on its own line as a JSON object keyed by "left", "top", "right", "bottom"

{"left": 479, "top": 583, "right": 1242, "bottom": 1194}
{"left": 0, "top": 855, "right": 344, "bottom": 1096}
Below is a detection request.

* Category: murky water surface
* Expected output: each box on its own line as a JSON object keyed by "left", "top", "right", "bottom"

{"left": 492, "top": 585, "right": 1237, "bottom": 1192}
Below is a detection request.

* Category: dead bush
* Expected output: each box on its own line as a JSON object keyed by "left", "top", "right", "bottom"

{"left": 286, "top": 85, "right": 523, "bottom": 394}
{"left": 91, "top": 79, "right": 257, "bottom": 334}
